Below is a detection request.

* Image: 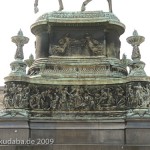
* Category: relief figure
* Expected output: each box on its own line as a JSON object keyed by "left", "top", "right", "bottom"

{"left": 51, "top": 34, "right": 70, "bottom": 56}
{"left": 85, "top": 34, "right": 104, "bottom": 56}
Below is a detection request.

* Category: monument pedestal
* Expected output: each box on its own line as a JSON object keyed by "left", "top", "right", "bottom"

{"left": 1, "top": 11, "right": 150, "bottom": 150}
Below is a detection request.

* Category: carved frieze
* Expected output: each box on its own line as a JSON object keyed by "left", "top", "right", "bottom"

{"left": 0, "top": 109, "right": 29, "bottom": 118}
{"left": 3, "top": 81, "right": 150, "bottom": 118}
{"left": 50, "top": 33, "right": 105, "bottom": 56}
{"left": 126, "top": 82, "right": 150, "bottom": 109}
{"left": 126, "top": 109, "right": 150, "bottom": 118}
{"left": 29, "top": 84, "right": 126, "bottom": 111}
{"left": 28, "top": 57, "right": 127, "bottom": 78}
{"left": 3, "top": 82, "right": 30, "bottom": 109}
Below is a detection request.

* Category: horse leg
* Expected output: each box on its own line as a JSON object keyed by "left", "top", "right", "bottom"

{"left": 107, "top": 0, "right": 112, "bottom": 12}
{"left": 81, "top": 0, "right": 92, "bottom": 11}
{"left": 58, "top": 0, "right": 64, "bottom": 11}
{"left": 34, "top": 0, "right": 39, "bottom": 13}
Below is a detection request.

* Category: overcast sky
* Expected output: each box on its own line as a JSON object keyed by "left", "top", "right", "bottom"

{"left": 0, "top": 0, "right": 150, "bottom": 86}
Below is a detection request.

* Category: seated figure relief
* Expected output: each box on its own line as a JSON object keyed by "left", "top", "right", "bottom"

{"left": 51, "top": 34, "right": 70, "bottom": 56}
{"left": 51, "top": 33, "right": 105, "bottom": 56}
{"left": 85, "top": 34, "right": 105, "bottom": 56}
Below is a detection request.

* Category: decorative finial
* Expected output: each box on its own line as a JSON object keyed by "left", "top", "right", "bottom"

{"left": 133, "top": 30, "right": 138, "bottom": 36}
{"left": 9, "top": 30, "right": 29, "bottom": 76}
{"left": 17, "top": 29, "right": 23, "bottom": 36}
{"left": 11, "top": 29, "right": 29, "bottom": 60}
{"left": 127, "top": 30, "right": 145, "bottom": 61}
{"left": 25, "top": 54, "right": 34, "bottom": 67}
{"left": 126, "top": 31, "right": 146, "bottom": 76}
{"left": 29, "top": 54, "right": 34, "bottom": 60}
{"left": 121, "top": 53, "right": 127, "bottom": 66}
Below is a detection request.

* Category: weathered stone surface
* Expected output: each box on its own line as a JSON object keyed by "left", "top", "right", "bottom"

{"left": 2, "top": 145, "right": 150, "bottom": 150}
{"left": 0, "top": 119, "right": 29, "bottom": 143}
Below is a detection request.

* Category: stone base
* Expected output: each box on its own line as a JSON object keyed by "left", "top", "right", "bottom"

{"left": 1, "top": 145, "right": 150, "bottom": 150}
{"left": 0, "top": 118, "right": 29, "bottom": 146}
{"left": 0, "top": 118, "right": 150, "bottom": 149}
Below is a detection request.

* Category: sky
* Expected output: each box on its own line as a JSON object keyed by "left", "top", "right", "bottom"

{"left": 0, "top": 0, "right": 150, "bottom": 86}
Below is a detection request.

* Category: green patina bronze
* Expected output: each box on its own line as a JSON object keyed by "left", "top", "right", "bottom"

{"left": 0, "top": 2, "right": 150, "bottom": 149}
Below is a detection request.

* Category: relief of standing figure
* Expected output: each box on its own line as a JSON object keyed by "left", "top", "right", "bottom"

{"left": 134, "top": 83, "right": 144, "bottom": 107}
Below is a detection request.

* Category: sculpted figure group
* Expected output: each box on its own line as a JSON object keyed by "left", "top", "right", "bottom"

{"left": 51, "top": 33, "right": 105, "bottom": 56}
{"left": 3, "top": 82, "right": 150, "bottom": 115}
{"left": 3, "top": 83, "right": 30, "bottom": 109}
{"left": 51, "top": 34, "right": 70, "bottom": 55}
{"left": 29, "top": 85, "right": 126, "bottom": 111}
{"left": 127, "top": 83, "right": 150, "bottom": 108}
{"left": 34, "top": 0, "right": 112, "bottom": 13}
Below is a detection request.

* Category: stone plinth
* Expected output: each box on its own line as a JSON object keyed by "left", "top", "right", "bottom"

{"left": 0, "top": 118, "right": 29, "bottom": 143}
{"left": 0, "top": 119, "right": 150, "bottom": 149}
